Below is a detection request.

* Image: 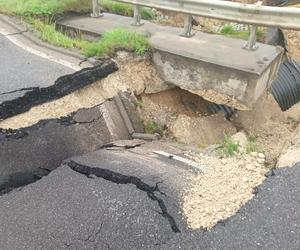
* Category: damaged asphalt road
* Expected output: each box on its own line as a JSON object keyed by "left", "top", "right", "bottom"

{"left": 0, "top": 34, "right": 117, "bottom": 119}
{"left": 1, "top": 145, "right": 300, "bottom": 249}
{"left": 0, "top": 35, "right": 73, "bottom": 102}
{"left": 0, "top": 144, "right": 193, "bottom": 249}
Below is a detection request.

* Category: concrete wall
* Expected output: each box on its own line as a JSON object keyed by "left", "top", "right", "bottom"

{"left": 152, "top": 50, "right": 283, "bottom": 110}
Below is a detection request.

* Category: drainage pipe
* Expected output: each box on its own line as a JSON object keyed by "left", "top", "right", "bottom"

{"left": 271, "top": 59, "right": 300, "bottom": 111}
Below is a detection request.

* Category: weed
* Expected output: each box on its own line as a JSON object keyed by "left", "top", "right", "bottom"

{"left": 219, "top": 24, "right": 265, "bottom": 42}
{"left": 135, "top": 100, "right": 144, "bottom": 108}
{"left": 27, "top": 19, "right": 150, "bottom": 57}
{"left": 0, "top": 0, "right": 91, "bottom": 16}
{"left": 101, "top": 0, "right": 153, "bottom": 19}
{"left": 83, "top": 28, "right": 150, "bottom": 57}
{"left": 28, "top": 18, "right": 88, "bottom": 49}
{"left": 220, "top": 134, "right": 239, "bottom": 157}
{"left": 144, "top": 121, "right": 162, "bottom": 135}
{"left": 246, "top": 135, "right": 264, "bottom": 154}
{"left": 0, "top": 0, "right": 153, "bottom": 19}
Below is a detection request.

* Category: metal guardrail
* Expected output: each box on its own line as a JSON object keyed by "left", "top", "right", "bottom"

{"left": 91, "top": 0, "right": 300, "bottom": 50}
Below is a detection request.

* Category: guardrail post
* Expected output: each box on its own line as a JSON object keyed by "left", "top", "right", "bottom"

{"left": 91, "top": 0, "right": 103, "bottom": 18}
{"left": 181, "top": 14, "right": 194, "bottom": 38}
{"left": 243, "top": 25, "right": 258, "bottom": 50}
{"left": 131, "top": 5, "right": 143, "bottom": 26}
{"left": 243, "top": 1, "right": 262, "bottom": 50}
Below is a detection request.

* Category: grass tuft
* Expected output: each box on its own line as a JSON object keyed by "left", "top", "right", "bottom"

{"left": 0, "top": 0, "right": 91, "bottom": 16}
{"left": 28, "top": 19, "right": 150, "bottom": 57}
{"left": 0, "top": 0, "right": 154, "bottom": 19}
{"left": 220, "top": 134, "right": 239, "bottom": 157}
{"left": 83, "top": 28, "right": 150, "bottom": 57}
{"left": 101, "top": 0, "right": 153, "bottom": 19}
{"left": 246, "top": 135, "right": 264, "bottom": 154}
{"left": 219, "top": 24, "right": 265, "bottom": 42}
{"left": 144, "top": 121, "right": 162, "bottom": 135}
{"left": 28, "top": 18, "right": 88, "bottom": 49}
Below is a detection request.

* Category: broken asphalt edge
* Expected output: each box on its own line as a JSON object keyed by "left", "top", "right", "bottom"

{"left": 0, "top": 60, "right": 118, "bottom": 120}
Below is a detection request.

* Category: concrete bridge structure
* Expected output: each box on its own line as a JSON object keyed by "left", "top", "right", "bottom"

{"left": 58, "top": 0, "right": 300, "bottom": 110}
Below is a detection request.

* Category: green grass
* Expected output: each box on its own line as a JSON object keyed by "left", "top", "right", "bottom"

{"left": 101, "top": 0, "right": 153, "bottom": 20}
{"left": 246, "top": 135, "right": 264, "bottom": 154}
{"left": 220, "top": 134, "right": 239, "bottom": 157}
{"left": 144, "top": 121, "right": 162, "bottom": 135}
{"left": 0, "top": 0, "right": 153, "bottom": 19}
{"left": 0, "top": 0, "right": 153, "bottom": 56}
{"left": 29, "top": 19, "right": 150, "bottom": 57}
{"left": 219, "top": 24, "right": 265, "bottom": 42}
{"left": 84, "top": 28, "right": 150, "bottom": 57}
{"left": 0, "top": 0, "right": 91, "bottom": 16}
{"left": 29, "top": 18, "right": 89, "bottom": 49}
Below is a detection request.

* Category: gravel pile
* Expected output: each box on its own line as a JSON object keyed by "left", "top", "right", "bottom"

{"left": 182, "top": 151, "right": 268, "bottom": 229}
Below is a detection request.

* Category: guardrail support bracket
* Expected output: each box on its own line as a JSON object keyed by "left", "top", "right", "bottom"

{"left": 131, "top": 5, "right": 144, "bottom": 26}
{"left": 91, "top": 0, "right": 103, "bottom": 18}
{"left": 243, "top": 25, "right": 258, "bottom": 51}
{"left": 180, "top": 14, "right": 194, "bottom": 38}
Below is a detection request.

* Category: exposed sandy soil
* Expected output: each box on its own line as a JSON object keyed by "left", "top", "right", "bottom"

{"left": 282, "top": 29, "right": 300, "bottom": 59}
{"left": 281, "top": 4, "right": 300, "bottom": 59}
{"left": 0, "top": 57, "right": 162, "bottom": 129}
{"left": 182, "top": 151, "right": 267, "bottom": 229}
{"left": 140, "top": 87, "right": 210, "bottom": 128}
{"left": 232, "top": 93, "right": 296, "bottom": 166}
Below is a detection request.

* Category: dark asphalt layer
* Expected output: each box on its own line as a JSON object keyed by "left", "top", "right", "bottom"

{"left": 0, "top": 35, "right": 73, "bottom": 103}
{"left": 0, "top": 146, "right": 192, "bottom": 249}
{"left": 0, "top": 145, "right": 300, "bottom": 249}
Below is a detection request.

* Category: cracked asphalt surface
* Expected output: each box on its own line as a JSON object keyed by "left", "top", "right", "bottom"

{"left": 0, "top": 35, "right": 74, "bottom": 103}
{"left": 1, "top": 145, "right": 300, "bottom": 249}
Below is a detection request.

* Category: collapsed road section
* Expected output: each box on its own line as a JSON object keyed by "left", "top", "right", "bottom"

{"left": 0, "top": 98, "right": 133, "bottom": 195}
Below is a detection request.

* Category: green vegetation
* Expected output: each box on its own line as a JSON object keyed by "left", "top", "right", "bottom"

{"left": 29, "top": 19, "right": 150, "bottom": 57}
{"left": 246, "top": 135, "right": 264, "bottom": 154}
{"left": 144, "top": 121, "right": 163, "bottom": 135}
{"left": 220, "top": 135, "right": 239, "bottom": 157}
{"left": 0, "top": 0, "right": 152, "bottom": 57}
{"left": 219, "top": 24, "right": 265, "bottom": 42}
{"left": 29, "top": 18, "right": 89, "bottom": 49}
{"left": 134, "top": 100, "right": 144, "bottom": 108}
{"left": 0, "top": 0, "right": 153, "bottom": 19}
{"left": 0, "top": 0, "right": 91, "bottom": 16}
{"left": 102, "top": 0, "right": 153, "bottom": 19}
{"left": 84, "top": 28, "right": 150, "bottom": 57}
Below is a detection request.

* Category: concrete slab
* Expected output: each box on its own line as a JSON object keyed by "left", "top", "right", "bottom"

{"left": 59, "top": 14, "right": 282, "bottom": 75}
{"left": 58, "top": 14, "right": 284, "bottom": 109}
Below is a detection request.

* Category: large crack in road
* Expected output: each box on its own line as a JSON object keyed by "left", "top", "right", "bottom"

{"left": 0, "top": 100, "right": 127, "bottom": 195}
{"left": 67, "top": 160, "right": 181, "bottom": 233}
{"left": 0, "top": 60, "right": 117, "bottom": 120}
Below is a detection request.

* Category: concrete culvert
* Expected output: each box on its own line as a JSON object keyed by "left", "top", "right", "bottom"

{"left": 271, "top": 59, "right": 300, "bottom": 111}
